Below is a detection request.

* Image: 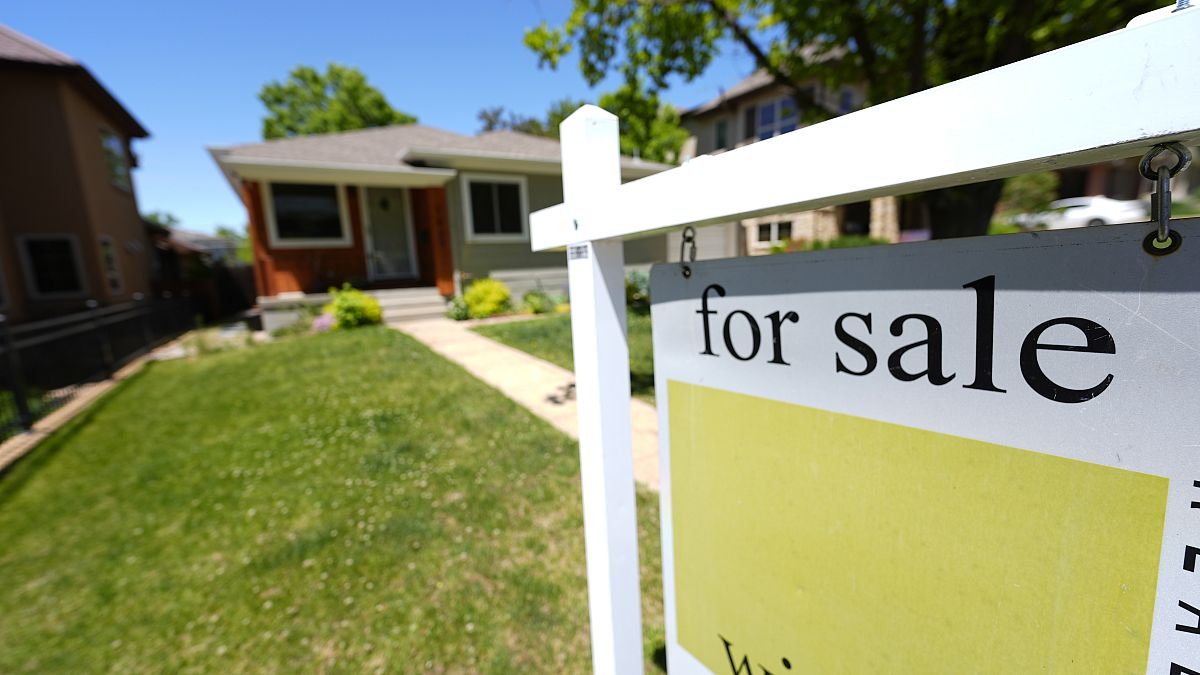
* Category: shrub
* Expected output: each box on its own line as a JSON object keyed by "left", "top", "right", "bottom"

{"left": 625, "top": 271, "right": 650, "bottom": 315}
{"left": 464, "top": 278, "right": 512, "bottom": 319}
{"left": 322, "top": 283, "right": 382, "bottom": 329}
{"left": 446, "top": 296, "right": 470, "bottom": 321}
{"left": 523, "top": 289, "right": 554, "bottom": 315}
{"left": 809, "top": 235, "right": 889, "bottom": 251}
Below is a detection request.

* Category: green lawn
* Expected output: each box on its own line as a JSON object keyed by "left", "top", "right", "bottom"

{"left": 473, "top": 314, "right": 656, "bottom": 402}
{"left": 0, "top": 327, "right": 663, "bottom": 673}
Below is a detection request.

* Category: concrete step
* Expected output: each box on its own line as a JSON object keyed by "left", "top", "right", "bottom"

{"left": 369, "top": 287, "right": 445, "bottom": 309}
{"left": 383, "top": 304, "right": 447, "bottom": 322}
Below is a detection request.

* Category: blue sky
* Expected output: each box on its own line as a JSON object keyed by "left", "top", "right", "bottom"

{"left": 5, "top": 1, "right": 756, "bottom": 234}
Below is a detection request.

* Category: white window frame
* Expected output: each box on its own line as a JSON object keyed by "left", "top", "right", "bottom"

{"left": 99, "top": 127, "right": 132, "bottom": 192}
{"left": 756, "top": 96, "right": 799, "bottom": 141}
{"left": 262, "top": 182, "right": 354, "bottom": 249}
{"left": 460, "top": 172, "right": 530, "bottom": 243}
{"left": 17, "top": 233, "right": 88, "bottom": 300}
{"left": 97, "top": 235, "right": 124, "bottom": 295}
{"left": 751, "top": 220, "right": 793, "bottom": 250}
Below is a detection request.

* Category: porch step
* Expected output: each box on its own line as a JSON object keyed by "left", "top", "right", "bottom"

{"left": 368, "top": 288, "right": 445, "bottom": 309}
{"left": 383, "top": 304, "right": 447, "bottom": 322}
{"left": 369, "top": 288, "right": 446, "bottom": 323}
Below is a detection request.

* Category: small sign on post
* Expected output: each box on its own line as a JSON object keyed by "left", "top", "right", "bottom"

{"left": 650, "top": 220, "right": 1200, "bottom": 674}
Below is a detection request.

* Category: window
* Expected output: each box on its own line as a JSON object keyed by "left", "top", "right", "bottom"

{"left": 715, "top": 119, "right": 729, "bottom": 150}
{"left": 462, "top": 174, "right": 528, "bottom": 241}
{"left": 100, "top": 129, "right": 131, "bottom": 190}
{"left": 265, "top": 183, "right": 351, "bottom": 248}
{"left": 18, "top": 235, "right": 85, "bottom": 298}
{"left": 753, "top": 221, "right": 793, "bottom": 249}
{"left": 839, "top": 88, "right": 856, "bottom": 114}
{"left": 742, "top": 105, "right": 757, "bottom": 141}
{"left": 757, "top": 97, "right": 798, "bottom": 140}
{"left": 98, "top": 236, "right": 123, "bottom": 294}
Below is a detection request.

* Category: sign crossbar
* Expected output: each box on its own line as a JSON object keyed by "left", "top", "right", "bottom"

{"left": 535, "top": 8, "right": 1200, "bottom": 251}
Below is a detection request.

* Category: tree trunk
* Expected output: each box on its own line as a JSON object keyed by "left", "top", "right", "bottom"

{"left": 925, "top": 179, "right": 1004, "bottom": 239}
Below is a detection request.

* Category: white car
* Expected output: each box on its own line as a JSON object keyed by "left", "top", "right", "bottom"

{"left": 1017, "top": 196, "right": 1149, "bottom": 230}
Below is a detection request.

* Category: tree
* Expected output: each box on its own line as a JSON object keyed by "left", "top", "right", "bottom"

{"left": 478, "top": 90, "right": 685, "bottom": 163}
{"left": 999, "top": 172, "right": 1061, "bottom": 217}
{"left": 215, "top": 226, "right": 254, "bottom": 265}
{"left": 259, "top": 63, "right": 416, "bottom": 140}
{"left": 143, "top": 210, "right": 180, "bottom": 228}
{"left": 598, "top": 82, "right": 688, "bottom": 164}
{"left": 526, "top": 0, "right": 1157, "bottom": 238}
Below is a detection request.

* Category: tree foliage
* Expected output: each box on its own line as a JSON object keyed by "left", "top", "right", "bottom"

{"left": 598, "top": 82, "right": 687, "bottom": 164}
{"left": 259, "top": 63, "right": 416, "bottom": 140}
{"left": 142, "top": 211, "right": 180, "bottom": 228}
{"left": 526, "top": 0, "right": 1157, "bottom": 236}
{"left": 999, "top": 171, "right": 1061, "bottom": 216}
{"left": 215, "top": 226, "right": 254, "bottom": 265}
{"left": 478, "top": 98, "right": 584, "bottom": 139}
{"left": 478, "top": 87, "right": 685, "bottom": 164}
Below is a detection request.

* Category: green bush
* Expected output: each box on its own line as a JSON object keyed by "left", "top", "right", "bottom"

{"left": 446, "top": 296, "right": 470, "bottom": 321}
{"left": 322, "top": 283, "right": 382, "bottom": 329}
{"left": 625, "top": 271, "right": 650, "bottom": 315}
{"left": 809, "top": 235, "right": 889, "bottom": 251}
{"left": 464, "top": 278, "right": 512, "bottom": 319}
{"left": 523, "top": 289, "right": 554, "bottom": 315}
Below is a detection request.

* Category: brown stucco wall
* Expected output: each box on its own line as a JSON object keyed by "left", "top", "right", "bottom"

{"left": 0, "top": 67, "right": 151, "bottom": 321}
{"left": 59, "top": 80, "right": 151, "bottom": 304}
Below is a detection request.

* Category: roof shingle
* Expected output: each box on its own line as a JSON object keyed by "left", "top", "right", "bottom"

{"left": 0, "top": 24, "right": 75, "bottom": 66}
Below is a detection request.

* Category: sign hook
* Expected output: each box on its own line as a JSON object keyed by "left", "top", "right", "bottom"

{"left": 1139, "top": 142, "right": 1191, "bottom": 255}
{"left": 679, "top": 226, "right": 697, "bottom": 278}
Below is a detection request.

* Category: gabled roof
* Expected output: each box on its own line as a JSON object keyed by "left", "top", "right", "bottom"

{"left": 209, "top": 124, "right": 671, "bottom": 190}
{"left": 0, "top": 23, "right": 74, "bottom": 65}
{"left": 685, "top": 70, "right": 777, "bottom": 117}
{"left": 683, "top": 46, "right": 849, "bottom": 118}
{"left": 0, "top": 24, "right": 148, "bottom": 138}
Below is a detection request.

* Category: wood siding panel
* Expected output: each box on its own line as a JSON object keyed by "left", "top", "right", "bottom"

{"left": 248, "top": 183, "right": 369, "bottom": 297}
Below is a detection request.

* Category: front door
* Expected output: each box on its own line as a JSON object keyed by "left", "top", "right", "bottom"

{"left": 364, "top": 187, "right": 417, "bottom": 279}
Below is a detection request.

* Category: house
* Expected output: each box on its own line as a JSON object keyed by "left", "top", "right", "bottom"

{"left": 673, "top": 69, "right": 901, "bottom": 260}
{"left": 681, "top": 70, "right": 1196, "bottom": 245}
{"left": 209, "top": 125, "right": 672, "bottom": 313}
{"left": 0, "top": 24, "right": 152, "bottom": 322}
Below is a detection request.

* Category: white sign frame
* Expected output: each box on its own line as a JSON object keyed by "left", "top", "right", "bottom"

{"left": 533, "top": 6, "right": 1200, "bottom": 673}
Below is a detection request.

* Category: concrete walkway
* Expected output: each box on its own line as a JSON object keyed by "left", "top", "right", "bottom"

{"left": 393, "top": 317, "right": 661, "bottom": 490}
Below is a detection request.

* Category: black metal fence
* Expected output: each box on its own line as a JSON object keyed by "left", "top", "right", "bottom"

{"left": 0, "top": 299, "right": 191, "bottom": 441}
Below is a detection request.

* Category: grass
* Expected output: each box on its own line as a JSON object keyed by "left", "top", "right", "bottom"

{"left": 0, "top": 327, "right": 664, "bottom": 673}
{"left": 473, "top": 313, "right": 656, "bottom": 403}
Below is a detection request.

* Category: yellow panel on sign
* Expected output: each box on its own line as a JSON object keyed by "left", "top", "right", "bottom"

{"left": 669, "top": 381, "right": 1167, "bottom": 674}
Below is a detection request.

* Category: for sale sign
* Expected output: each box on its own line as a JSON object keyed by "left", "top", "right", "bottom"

{"left": 650, "top": 220, "right": 1200, "bottom": 675}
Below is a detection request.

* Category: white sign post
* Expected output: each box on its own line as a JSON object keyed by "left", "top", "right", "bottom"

{"left": 560, "top": 108, "right": 644, "bottom": 675}
{"left": 540, "top": 6, "right": 1200, "bottom": 673}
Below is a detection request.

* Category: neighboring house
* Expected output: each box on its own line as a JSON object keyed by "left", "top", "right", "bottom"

{"left": 683, "top": 71, "right": 1196, "bottom": 246}
{"left": 209, "top": 126, "right": 671, "bottom": 303}
{"left": 144, "top": 223, "right": 254, "bottom": 320}
{"left": 0, "top": 24, "right": 152, "bottom": 323}
{"left": 1052, "top": 149, "right": 1197, "bottom": 203}
{"left": 167, "top": 227, "right": 240, "bottom": 265}
{"left": 675, "top": 69, "right": 900, "bottom": 259}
